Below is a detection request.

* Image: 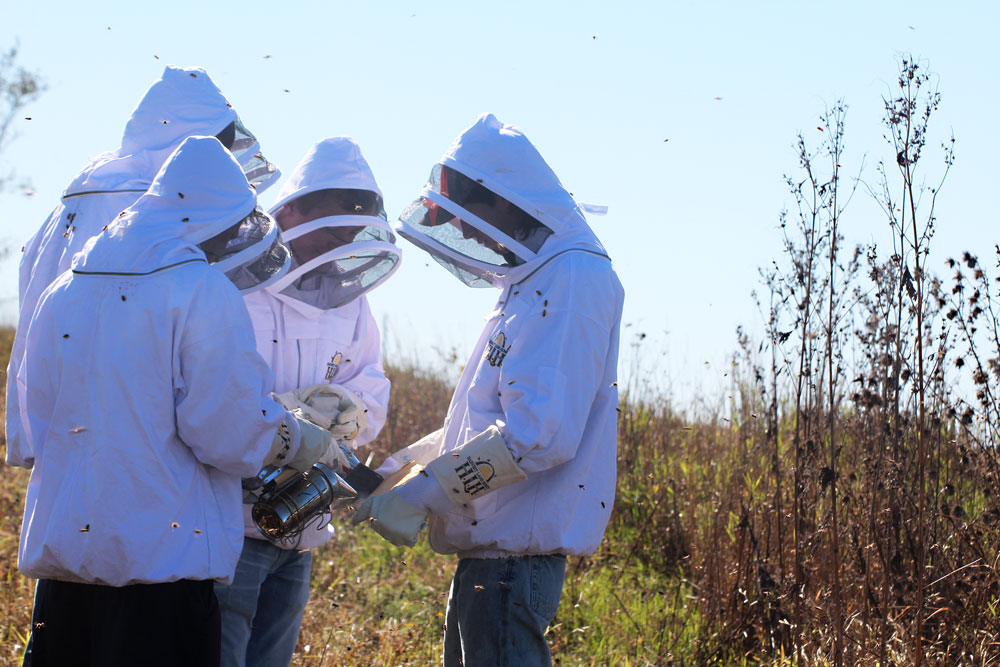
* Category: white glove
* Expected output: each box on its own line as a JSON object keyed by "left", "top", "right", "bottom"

{"left": 275, "top": 383, "right": 368, "bottom": 442}
{"left": 318, "top": 440, "right": 352, "bottom": 473}
{"left": 286, "top": 413, "right": 335, "bottom": 471}
{"left": 350, "top": 490, "right": 428, "bottom": 548}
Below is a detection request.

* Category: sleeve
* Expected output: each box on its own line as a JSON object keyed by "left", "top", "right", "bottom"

{"left": 4, "top": 213, "right": 59, "bottom": 467}
{"left": 494, "top": 263, "right": 619, "bottom": 474}
{"left": 173, "top": 275, "right": 290, "bottom": 478}
{"left": 332, "top": 296, "right": 391, "bottom": 447}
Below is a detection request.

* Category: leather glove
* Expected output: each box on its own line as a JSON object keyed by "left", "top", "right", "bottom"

{"left": 349, "top": 467, "right": 453, "bottom": 547}
{"left": 285, "top": 413, "right": 335, "bottom": 472}
{"left": 275, "top": 383, "right": 368, "bottom": 442}
{"left": 350, "top": 490, "right": 427, "bottom": 547}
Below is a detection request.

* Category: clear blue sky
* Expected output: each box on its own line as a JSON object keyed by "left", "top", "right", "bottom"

{"left": 1, "top": 1, "right": 996, "bottom": 401}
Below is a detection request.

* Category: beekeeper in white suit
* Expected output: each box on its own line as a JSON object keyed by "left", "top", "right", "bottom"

{"left": 214, "top": 136, "right": 400, "bottom": 667}
{"left": 6, "top": 64, "right": 279, "bottom": 470}
{"left": 352, "top": 113, "right": 624, "bottom": 667}
{"left": 14, "top": 136, "right": 338, "bottom": 667}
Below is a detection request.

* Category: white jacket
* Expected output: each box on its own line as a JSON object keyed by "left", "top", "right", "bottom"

{"left": 241, "top": 137, "right": 393, "bottom": 550}
{"left": 6, "top": 65, "right": 238, "bottom": 468}
{"left": 392, "top": 114, "right": 624, "bottom": 558}
{"left": 16, "top": 137, "right": 293, "bottom": 586}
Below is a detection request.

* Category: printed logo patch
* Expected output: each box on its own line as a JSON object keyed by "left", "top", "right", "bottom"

{"left": 324, "top": 352, "right": 342, "bottom": 381}
{"left": 484, "top": 331, "right": 511, "bottom": 368}
{"left": 454, "top": 457, "right": 496, "bottom": 496}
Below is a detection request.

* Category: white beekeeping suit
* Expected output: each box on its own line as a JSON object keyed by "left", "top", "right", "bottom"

{"left": 243, "top": 136, "right": 399, "bottom": 549}
{"left": 15, "top": 136, "right": 303, "bottom": 587}
{"left": 214, "top": 138, "right": 398, "bottom": 667}
{"left": 5, "top": 64, "right": 279, "bottom": 468}
{"left": 366, "top": 112, "right": 625, "bottom": 557}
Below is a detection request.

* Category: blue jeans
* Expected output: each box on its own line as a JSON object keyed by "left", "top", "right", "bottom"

{"left": 444, "top": 555, "right": 567, "bottom": 667}
{"left": 214, "top": 538, "right": 312, "bottom": 667}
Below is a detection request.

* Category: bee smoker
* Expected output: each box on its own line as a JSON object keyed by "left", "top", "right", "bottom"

{"left": 248, "top": 463, "right": 357, "bottom": 540}
{"left": 245, "top": 445, "right": 384, "bottom": 541}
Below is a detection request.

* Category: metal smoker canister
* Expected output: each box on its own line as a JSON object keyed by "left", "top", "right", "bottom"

{"left": 252, "top": 463, "right": 356, "bottom": 540}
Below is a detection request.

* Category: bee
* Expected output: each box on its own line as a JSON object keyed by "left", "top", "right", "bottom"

{"left": 194, "top": 529, "right": 203, "bottom": 534}
{"left": 182, "top": 217, "right": 190, "bottom": 222}
{"left": 178, "top": 192, "right": 185, "bottom": 198}
{"left": 171, "top": 522, "right": 179, "bottom": 528}
{"left": 63, "top": 334, "right": 69, "bottom": 339}
{"left": 80, "top": 524, "right": 90, "bottom": 532}
{"left": 189, "top": 72, "right": 197, "bottom": 78}
{"left": 474, "top": 585, "right": 485, "bottom": 590}
{"left": 508, "top": 380, "right": 515, "bottom": 385}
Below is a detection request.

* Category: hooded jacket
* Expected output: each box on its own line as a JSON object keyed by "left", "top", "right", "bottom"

{"left": 16, "top": 136, "right": 292, "bottom": 586}
{"left": 6, "top": 65, "right": 243, "bottom": 469}
{"left": 391, "top": 114, "right": 624, "bottom": 557}
{"left": 242, "top": 137, "right": 393, "bottom": 549}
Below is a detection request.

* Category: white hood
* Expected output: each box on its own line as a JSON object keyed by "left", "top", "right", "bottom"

{"left": 395, "top": 113, "right": 607, "bottom": 288}
{"left": 73, "top": 135, "right": 258, "bottom": 275}
{"left": 63, "top": 65, "right": 238, "bottom": 198}
{"left": 264, "top": 137, "right": 401, "bottom": 315}
{"left": 269, "top": 137, "right": 383, "bottom": 211}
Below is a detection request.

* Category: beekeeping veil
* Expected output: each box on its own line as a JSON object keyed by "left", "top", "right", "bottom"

{"left": 73, "top": 136, "right": 289, "bottom": 293}
{"left": 264, "top": 137, "right": 401, "bottom": 311}
{"left": 395, "top": 113, "right": 603, "bottom": 288}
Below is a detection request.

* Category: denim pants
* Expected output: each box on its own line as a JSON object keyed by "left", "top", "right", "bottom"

{"left": 214, "top": 538, "right": 312, "bottom": 667}
{"left": 444, "top": 554, "right": 567, "bottom": 667}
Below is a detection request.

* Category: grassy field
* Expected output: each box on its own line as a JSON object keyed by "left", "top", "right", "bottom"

{"left": 4, "top": 315, "right": 1000, "bottom": 666}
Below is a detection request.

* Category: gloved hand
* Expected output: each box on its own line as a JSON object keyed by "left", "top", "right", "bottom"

{"left": 275, "top": 383, "right": 368, "bottom": 442}
{"left": 285, "top": 412, "right": 335, "bottom": 472}
{"left": 350, "top": 466, "right": 453, "bottom": 546}
{"left": 318, "top": 439, "right": 352, "bottom": 473}
{"left": 350, "top": 490, "right": 427, "bottom": 547}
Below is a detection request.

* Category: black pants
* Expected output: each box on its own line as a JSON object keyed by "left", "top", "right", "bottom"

{"left": 23, "top": 578, "right": 221, "bottom": 667}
